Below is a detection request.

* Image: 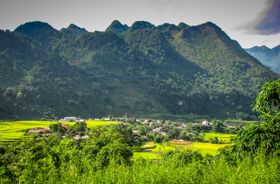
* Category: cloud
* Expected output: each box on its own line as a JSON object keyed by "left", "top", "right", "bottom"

{"left": 255, "top": 0, "right": 280, "bottom": 34}
{"left": 233, "top": 0, "right": 280, "bottom": 35}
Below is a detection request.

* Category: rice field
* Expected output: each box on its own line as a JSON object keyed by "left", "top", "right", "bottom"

{"left": 190, "top": 142, "right": 228, "bottom": 155}
{"left": 133, "top": 140, "right": 231, "bottom": 159}
{"left": 64, "top": 120, "right": 120, "bottom": 127}
{"left": 133, "top": 142, "right": 174, "bottom": 160}
{"left": 0, "top": 120, "right": 121, "bottom": 145}
{"left": 204, "top": 132, "right": 236, "bottom": 143}
{"left": 0, "top": 120, "right": 57, "bottom": 144}
{"left": 86, "top": 120, "right": 120, "bottom": 127}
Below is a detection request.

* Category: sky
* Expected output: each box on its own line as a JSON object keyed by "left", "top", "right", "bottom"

{"left": 0, "top": 0, "right": 279, "bottom": 48}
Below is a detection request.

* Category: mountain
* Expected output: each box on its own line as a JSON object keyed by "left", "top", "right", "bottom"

{"left": 14, "top": 21, "right": 60, "bottom": 50}
{"left": 105, "top": 20, "right": 129, "bottom": 34}
{"left": 246, "top": 45, "right": 280, "bottom": 74}
{"left": 61, "top": 24, "right": 88, "bottom": 35}
{"left": 0, "top": 20, "right": 278, "bottom": 119}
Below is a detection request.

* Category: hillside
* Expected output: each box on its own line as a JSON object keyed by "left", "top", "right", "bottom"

{"left": 246, "top": 45, "right": 280, "bottom": 74}
{"left": 0, "top": 20, "right": 278, "bottom": 119}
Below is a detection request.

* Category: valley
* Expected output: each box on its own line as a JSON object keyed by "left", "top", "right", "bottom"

{"left": 0, "top": 17, "right": 279, "bottom": 184}
{"left": 0, "top": 117, "right": 241, "bottom": 158}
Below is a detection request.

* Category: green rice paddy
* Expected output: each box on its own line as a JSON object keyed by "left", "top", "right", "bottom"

{"left": 0, "top": 120, "right": 120, "bottom": 145}
{"left": 133, "top": 139, "right": 232, "bottom": 159}
{"left": 86, "top": 120, "right": 120, "bottom": 127}
{"left": 0, "top": 120, "right": 57, "bottom": 144}
{"left": 204, "top": 132, "right": 236, "bottom": 143}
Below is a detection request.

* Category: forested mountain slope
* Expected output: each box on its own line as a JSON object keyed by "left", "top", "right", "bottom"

{"left": 0, "top": 20, "right": 278, "bottom": 119}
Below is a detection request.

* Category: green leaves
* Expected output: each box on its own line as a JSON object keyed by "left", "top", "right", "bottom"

{"left": 254, "top": 79, "right": 280, "bottom": 121}
{"left": 0, "top": 126, "right": 134, "bottom": 183}
{"left": 222, "top": 79, "right": 280, "bottom": 160}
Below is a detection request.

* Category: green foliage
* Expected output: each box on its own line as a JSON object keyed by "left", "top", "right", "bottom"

{"left": 0, "top": 127, "right": 133, "bottom": 183}
{"left": 68, "top": 121, "right": 87, "bottom": 134}
{"left": 223, "top": 79, "right": 280, "bottom": 159}
{"left": 49, "top": 123, "right": 65, "bottom": 134}
{"left": 254, "top": 79, "right": 280, "bottom": 121}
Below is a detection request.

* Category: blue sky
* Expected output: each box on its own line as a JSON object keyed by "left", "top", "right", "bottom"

{"left": 0, "top": 0, "right": 279, "bottom": 48}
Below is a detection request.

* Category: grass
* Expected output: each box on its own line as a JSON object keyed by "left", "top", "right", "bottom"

{"left": 133, "top": 152, "right": 161, "bottom": 160}
{"left": 204, "top": 132, "right": 236, "bottom": 143}
{"left": 0, "top": 120, "right": 57, "bottom": 144}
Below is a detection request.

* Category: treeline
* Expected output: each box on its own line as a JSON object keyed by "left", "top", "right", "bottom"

{"left": 0, "top": 80, "right": 280, "bottom": 183}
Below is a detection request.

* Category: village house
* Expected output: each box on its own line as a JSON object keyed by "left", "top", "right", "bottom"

{"left": 143, "top": 119, "right": 154, "bottom": 126}
{"left": 59, "top": 117, "right": 85, "bottom": 122}
{"left": 201, "top": 120, "right": 210, "bottom": 126}
{"left": 60, "top": 117, "right": 78, "bottom": 122}
{"left": 28, "top": 127, "right": 49, "bottom": 134}
{"left": 143, "top": 119, "right": 152, "bottom": 125}
{"left": 152, "top": 127, "right": 167, "bottom": 135}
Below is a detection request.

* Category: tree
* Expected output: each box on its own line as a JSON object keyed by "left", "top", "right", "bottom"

{"left": 49, "top": 123, "right": 65, "bottom": 134}
{"left": 224, "top": 79, "right": 280, "bottom": 159}
{"left": 254, "top": 79, "right": 280, "bottom": 122}
{"left": 212, "top": 120, "right": 225, "bottom": 133}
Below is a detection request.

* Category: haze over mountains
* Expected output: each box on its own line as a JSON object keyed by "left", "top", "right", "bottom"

{"left": 0, "top": 20, "right": 278, "bottom": 119}
{"left": 246, "top": 45, "right": 280, "bottom": 74}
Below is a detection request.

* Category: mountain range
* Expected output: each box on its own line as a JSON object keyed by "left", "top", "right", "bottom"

{"left": 246, "top": 45, "right": 280, "bottom": 74}
{"left": 0, "top": 20, "right": 278, "bottom": 119}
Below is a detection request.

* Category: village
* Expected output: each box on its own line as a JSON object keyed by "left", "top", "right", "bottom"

{"left": 26, "top": 116, "right": 241, "bottom": 144}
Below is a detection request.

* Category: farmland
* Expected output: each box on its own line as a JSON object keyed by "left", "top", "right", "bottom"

{"left": 0, "top": 120, "right": 57, "bottom": 144}
{"left": 133, "top": 140, "right": 231, "bottom": 159}
{"left": 1, "top": 119, "right": 234, "bottom": 157}
{"left": 64, "top": 120, "right": 120, "bottom": 127}
{"left": 0, "top": 120, "right": 120, "bottom": 145}
{"left": 203, "top": 132, "right": 236, "bottom": 143}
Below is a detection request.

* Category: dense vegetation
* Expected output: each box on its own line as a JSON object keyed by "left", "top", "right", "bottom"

{"left": 0, "top": 20, "right": 278, "bottom": 119}
{"left": 0, "top": 79, "right": 279, "bottom": 183}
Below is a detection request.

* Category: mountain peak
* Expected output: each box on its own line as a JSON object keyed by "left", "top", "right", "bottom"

{"left": 105, "top": 20, "right": 128, "bottom": 34}
{"left": 157, "top": 23, "right": 179, "bottom": 32}
{"left": 129, "top": 21, "right": 154, "bottom": 31}
{"left": 68, "top": 24, "right": 82, "bottom": 29}
{"left": 199, "top": 21, "right": 221, "bottom": 31}
{"left": 14, "top": 21, "right": 56, "bottom": 33}
{"left": 178, "top": 22, "right": 189, "bottom": 29}
{"left": 246, "top": 45, "right": 280, "bottom": 74}
{"left": 14, "top": 21, "right": 59, "bottom": 46}
{"left": 257, "top": 45, "right": 269, "bottom": 49}
{"left": 61, "top": 24, "right": 87, "bottom": 35}
{"left": 248, "top": 45, "right": 271, "bottom": 52}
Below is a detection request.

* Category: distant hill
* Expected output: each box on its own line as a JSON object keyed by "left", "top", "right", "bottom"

{"left": 246, "top": 45, "right": 280, "bottom": 74}
{"left": 0, "top": 20, "right": 278, "bottom": 119}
